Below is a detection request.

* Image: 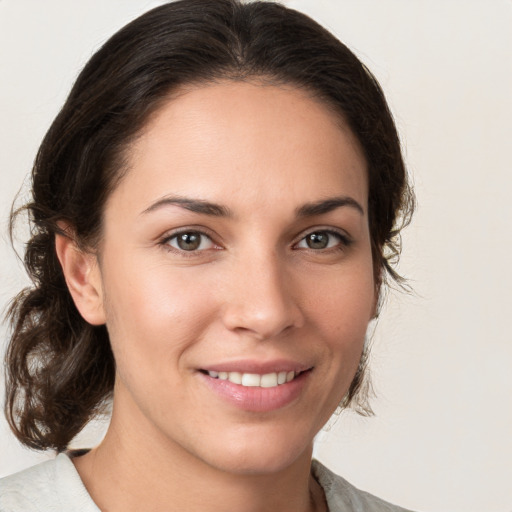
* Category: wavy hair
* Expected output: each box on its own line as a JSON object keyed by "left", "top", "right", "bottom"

{"left": 5, "top": 0, "right": 414, "bottom": 452}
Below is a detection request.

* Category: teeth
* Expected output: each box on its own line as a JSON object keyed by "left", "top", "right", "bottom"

{"left": 242, "top": 373, "right": 261, "bottom": 387}
{"left": 228, "top": 371, "right": 242, "bottom": 385}
{"left": 260, "top": 373, "right": 278, "bottom": 388}
{"left": 207, "top": 370, "right": 298, "bottom": 387}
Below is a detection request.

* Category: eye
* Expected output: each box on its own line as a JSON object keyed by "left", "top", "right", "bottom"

{"left": 166, "top": 231, "right": 215, "bottom": 252}
{"left": 296, "top": 230, "right": 348, "bottom": 250}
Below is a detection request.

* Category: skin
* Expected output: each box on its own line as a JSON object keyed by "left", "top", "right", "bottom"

{"left": 56, "top": 81, "right": 376, "bottom": 512}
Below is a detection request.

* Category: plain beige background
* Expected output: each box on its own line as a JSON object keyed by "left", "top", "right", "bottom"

{"left": 1, "top": 1, "right": 511, "bottom": 511}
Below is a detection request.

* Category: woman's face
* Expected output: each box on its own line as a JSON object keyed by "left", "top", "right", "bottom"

{"left": 93, "top": 81, "right": 375, "bottom": 474}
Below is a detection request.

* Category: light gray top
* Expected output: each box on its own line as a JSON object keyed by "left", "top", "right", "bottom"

{"left": 0, "top": 454, "right": 414, "bottom": 511}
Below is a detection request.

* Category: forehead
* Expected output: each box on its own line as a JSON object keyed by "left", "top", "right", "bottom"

{"left": 110, "top": 81, "right": 368, "bottom": 216}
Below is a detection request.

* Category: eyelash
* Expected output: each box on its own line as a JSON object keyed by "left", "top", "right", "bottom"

{"left": 294, "top": 229, "right": 353, "bottom": 252}
{"left": 159, "top": 228, "right": 352, "bottom": 255}
{"left": 160, "top": 228, "right": 220, "bottom": 257}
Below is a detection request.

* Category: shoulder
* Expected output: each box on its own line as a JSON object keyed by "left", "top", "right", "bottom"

{"left": 0, "top": 453, "right": 99, "bottom": 512}
{"left": 312, "top": 460, "right": 416, "bottom": 512}
{"left": 0, "top": 457, "right": 58, "bottom": 512}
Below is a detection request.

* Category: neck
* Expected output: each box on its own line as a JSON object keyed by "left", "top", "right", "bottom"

{"left": 73, "top": 401, "right": 325, "bottom": 512}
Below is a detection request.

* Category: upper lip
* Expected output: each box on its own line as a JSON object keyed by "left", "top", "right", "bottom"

{"left": 199, "top": 359, "right": 312, "bottom": 374}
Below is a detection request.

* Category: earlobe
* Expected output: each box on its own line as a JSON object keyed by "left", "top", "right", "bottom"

{"left": 55, "top": 228, "right": 106, "bottom": 326}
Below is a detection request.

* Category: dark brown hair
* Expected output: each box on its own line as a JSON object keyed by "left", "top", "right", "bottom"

{"left": 5, "top": 0, "right": 414, "bottom": 452}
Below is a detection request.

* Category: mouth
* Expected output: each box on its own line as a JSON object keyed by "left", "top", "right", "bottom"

{"left": 197, "top": 361, "right": 313, "bottom": 412}
{"left": 199, "top": 369, "right": 305, "bottom": 388}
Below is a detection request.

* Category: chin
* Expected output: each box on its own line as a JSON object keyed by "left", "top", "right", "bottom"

{"left": 208, "top": 450, "right": 307, "bottom": 476}
{"left": 191, "top": 426, "right": 314, "bottom": 476}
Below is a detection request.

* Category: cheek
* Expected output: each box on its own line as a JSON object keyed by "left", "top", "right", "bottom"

{"left": 304, "top": 263, "right": 375, "bottom": 371}
{"left": 101, "top": 259, "right": 217, "bottom": 377}
{"left": 306, "top": 260, "right": 375, "bottom": 330}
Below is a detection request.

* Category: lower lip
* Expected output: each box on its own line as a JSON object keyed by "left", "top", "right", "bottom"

{"left": 198, "top": 371, "right": 311, "bottom": 412}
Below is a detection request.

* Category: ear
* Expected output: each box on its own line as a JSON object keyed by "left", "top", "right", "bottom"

{"left": 55, "top": 227, "right": 106, "bottom": 326}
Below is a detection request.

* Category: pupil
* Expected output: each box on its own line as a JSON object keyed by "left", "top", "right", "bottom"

{"left": 178, "top": 233, "right": 200, "bottom": 251}
{"left": 307, "top": 232, "right": 328, "bottom": 249}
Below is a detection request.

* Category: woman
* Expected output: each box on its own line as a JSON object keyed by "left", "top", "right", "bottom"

{"left": 1, "top": 1, "right": 414, "bottom": 511}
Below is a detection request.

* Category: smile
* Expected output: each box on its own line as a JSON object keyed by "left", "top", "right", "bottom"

{"left": 198, "top": 361, "right": 312, "bottom": 412}
{"left": 205, "top": 370, "right": 298, "bottom": 388}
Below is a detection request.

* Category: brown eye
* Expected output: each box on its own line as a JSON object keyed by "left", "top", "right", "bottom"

{"left": 167, "top": 231, "right": 214, "bottom": 252}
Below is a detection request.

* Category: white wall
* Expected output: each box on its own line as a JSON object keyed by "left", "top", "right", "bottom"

{"left": 1, "top": 1, "right": 511, "bottom": 511}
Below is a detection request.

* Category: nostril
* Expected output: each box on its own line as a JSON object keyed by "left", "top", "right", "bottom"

{"left": 221, "top": 299, "right": 304, "bottom": 340}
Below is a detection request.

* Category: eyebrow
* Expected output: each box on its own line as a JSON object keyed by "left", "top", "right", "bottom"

{"left": 141, "top": 194, "right": 364, "bottom": 218}
{"left": 295, "top": 196, "right": 364, "bottom": 217}
{"left": 141, "top": 196, "right": 232, "bottom": 217}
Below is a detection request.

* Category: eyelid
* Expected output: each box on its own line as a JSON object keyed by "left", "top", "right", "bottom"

{"left": 157, "top": 225, "right": 352, "bottom": 254}
{"left": 293, "top": 227, "right": 353, "bottom": 249}
{"left": 159, "top": 226, "right": 223, "bottom": 254}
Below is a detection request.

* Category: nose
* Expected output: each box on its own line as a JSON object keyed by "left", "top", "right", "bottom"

{"left": 220, "top": 253, "right": 304, "bottom": 340}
